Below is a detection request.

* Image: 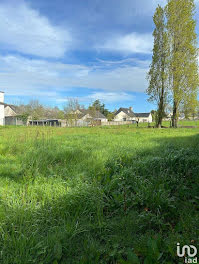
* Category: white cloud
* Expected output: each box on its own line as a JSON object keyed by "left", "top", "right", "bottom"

{"left": 58, "top": 92, "right": 135, "bottom": 104}
{"left": 79, "top": 64, "right": 149, "bottom": 92}
{"left": 85, "top": 92, "right": 134, "bottom": 102}
{"left": 0, "top": 1, "right": 71, "bottom": 58}
{"left": 0, "top": 55, "right": 149, "bottom": 99}
{"left": 97, "top": 32, "right": 153, "bottom": 54}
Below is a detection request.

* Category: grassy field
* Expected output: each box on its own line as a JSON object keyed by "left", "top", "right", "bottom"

{"left": 130, "top": 120, "right": 199, "bottom": 128}
{"left": 0, "top": 124, "right": 198, "bottom": 264}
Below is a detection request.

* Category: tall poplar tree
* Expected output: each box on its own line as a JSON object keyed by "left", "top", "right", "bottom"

{"left": 147, "top": 5, "right": 169, "bottom": 128}
{"left": 166, "top": 0, "right": 198, "bottom": 127}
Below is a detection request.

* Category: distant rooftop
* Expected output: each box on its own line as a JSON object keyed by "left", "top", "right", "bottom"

{"left": 115, "top": 107, "right": 135, "bottom": 118}
{"left": 135, "top": 113, "right": 151, "bottom": 118}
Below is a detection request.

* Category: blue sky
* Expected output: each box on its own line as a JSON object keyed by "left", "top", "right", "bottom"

{"left": 0, "top": 0, "right": 198, "bottom": 112}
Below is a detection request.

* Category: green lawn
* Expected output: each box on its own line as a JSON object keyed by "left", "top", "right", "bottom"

{"left": 0, "top": 124, "right": 198, "bottom": 264}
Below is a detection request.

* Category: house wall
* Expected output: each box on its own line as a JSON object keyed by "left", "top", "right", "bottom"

{"left": 0, "top": 92, "right": 4, "bottom": 104}
{"left": 137, "top": 117, "right": 148, "bottom": 123}
{"left": 98, "top": 118, "right": 108, "bottom": 122}
{"left": 81, "top": 114, "right": 91, "bottom": 121}
{"left": 0, "top": 105, "right": 4, "bottom": 125}
{"left": 5, "top": 116, "right": 24, "bottom": 126}
{"left": 0, "top": 92, "right": 5, "bottom": 125}
{"left": 148, "top": 113, "right": 152, "bottom": 123}
{"left": 82, "top": 114, "right": 107, "bottom": 122}
{"left": 136, "top": 113, "right": 153, "bottom": 123}
{"left": 115, "top": 111, "right": 153, "bottom": 123}
{"left": 114, "top": 111, "right": 135, "bottom": 122}
{"left": 4, "top": 106, "right": 16, "bottom": 117}
{"left": 5, "top": 116, "right": 17, "bottom": 125}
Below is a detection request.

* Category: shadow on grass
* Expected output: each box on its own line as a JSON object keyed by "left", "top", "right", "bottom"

{"left": 0, "top": 132, "right": 199, "bottom": 263}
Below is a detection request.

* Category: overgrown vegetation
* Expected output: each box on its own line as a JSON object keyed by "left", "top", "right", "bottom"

{"left": 0, "top": 124, "right": 198, "bottom": 263}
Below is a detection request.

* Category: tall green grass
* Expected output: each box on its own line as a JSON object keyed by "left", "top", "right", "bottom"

{"left": 0, "top": 124, "right": 198, "bottom": 263}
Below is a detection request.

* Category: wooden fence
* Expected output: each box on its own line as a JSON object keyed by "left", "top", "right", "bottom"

{"left": 101, "top": 121, "right": 135, "bottom": 126}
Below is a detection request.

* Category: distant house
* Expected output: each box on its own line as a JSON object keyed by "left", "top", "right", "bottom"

{"left": 114, "top": 107, "right": 136, "bottom": 122}
{"left": 4, "top": 104, "right": 18, "bottom": 117}
{"left": 114, "top": 107, "right": 152, "bottom": 123}
{"left": 5, "top": 105, "right": 26, "bottom": 125}
{"left": 134, "top": 113, "right": 153, "bottom": 123}
{"left": 70, "top": 109, "right": 108, "bottom": 123}
{"left": 0, "top": 91, "right": 5, "bottom": 125}
{"left": 163, "top": 112, "right": 173, "bottom": 121}
{"left": 0, "top": 91, "right": 26, "bottom": 126}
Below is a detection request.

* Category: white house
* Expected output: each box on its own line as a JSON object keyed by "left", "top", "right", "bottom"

{"left": 4, "top": 104, "right": 18, "bottom": 117}
{"left": 0, "top": 91, "right": 25, "bottom": 126}
{"left": 135, "top": 113, "right": 153, "bottom": 123}
{"left": 114, "top": 107, "right": 153, "bottom": 123}
{"left": 0, "top": 91, "right": 5, "bottom": 125}
{"left": 114, "top": 107, "right": 135, "bottom": 122}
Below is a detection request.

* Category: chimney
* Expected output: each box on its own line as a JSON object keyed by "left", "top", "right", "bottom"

{"left": 129, "top": 106, "right": 133, "bottom": 112}
{"left": 0, "top": 91, "right": 4, "bottom": 103}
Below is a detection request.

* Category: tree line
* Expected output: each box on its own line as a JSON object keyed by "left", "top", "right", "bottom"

{"left": 147, "top": 0, "right": 199, "bottom": 128}
{"left": 16, "top": 99, "right": 115, "bottom": 121}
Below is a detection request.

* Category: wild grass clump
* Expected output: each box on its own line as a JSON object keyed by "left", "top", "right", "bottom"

{"left": 0, "top": 125, "right": 198, "bottom": 263}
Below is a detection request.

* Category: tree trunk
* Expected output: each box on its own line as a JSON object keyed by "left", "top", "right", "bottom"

{"left": 157, "top": 95, "right": 164, "bottom": 128}
{"left": 172, "top": 101, "right": 178, "bottom": 128}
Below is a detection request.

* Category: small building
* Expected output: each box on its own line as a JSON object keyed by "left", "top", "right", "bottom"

{"left": 135, "top": 113, "right": 153, "bottom": 123}
{"left": 0, "top": 91, "right": 5, "bottom": 125}
{"left": 69, "top": 109, "right": 108, "bottom": 124}
{"left": 0, "top": 91, "right": 28, "bottom": 126}
{"left": 4, "top": 104, "right": 26, "bottom": 125}
{"left": 114, "top": 107, "right": 136, "bottom": 122}
{"left": 114, "top": 107, "right": 152, "bottom": 123}
{"left": 29, "top": 119, "right": 61, "bottom": 126}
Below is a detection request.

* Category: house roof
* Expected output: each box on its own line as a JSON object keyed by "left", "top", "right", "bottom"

{"left": 135, "top": 113, "right": 151, "bottom": 118}
{"left": 78, "top": 108, "right": 106, "bottom": 118}
{"left": 0, "top": 102, "right": 15, "bottom": 108}
{"left": 90, "top": 110, "right": 106, "bottom": 119}
{"left": 4, "top": 103, "right": 19, "bottom": 113}
{"left": 0, "top": 102, "right": 8, "bottom": 106}
{"left": 71, "top": 109, "right": 106, "bottom": 120}
{"left": 78, "top": 109, "right": 88, "bottom": 114}
{"left": 0, "top": 103, "right": 21, "bottom": 115}
{"left": 83, "top": 110, "right": 107, "bottom": 119}
{"left": 77, "top": 113, "right": 86, "bottom": 119}
{"left": 7, "top": 105, "right": 19, "bottom": 113}
{"left": 115, "top": 107, "right": 135, "bottom": 118}
{"left": 115, "top": 108, "right": 151, "bottom": 119}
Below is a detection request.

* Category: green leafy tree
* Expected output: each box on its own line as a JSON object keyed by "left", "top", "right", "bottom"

{"left": 166, "top": 0, "right": 199, "bottom": 127}
{"left": 18, "top": 112, "right": 30, "bottom": 125}
{"left": 183, "top": 96, "right": 198, "bottom": 119}
{"left": 107, "top": 112, "right": 114, "bottom": 121}
{"left": 150, "top": 110, "right": 157, "bottom": 122}
{"left": 89, "top": 100, "right": 109, "bottom": 117}
{"left": 147, "top": 5, "right": 169, "bottom": 128}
